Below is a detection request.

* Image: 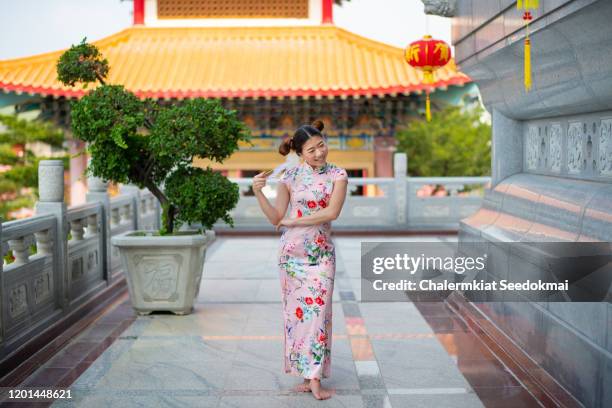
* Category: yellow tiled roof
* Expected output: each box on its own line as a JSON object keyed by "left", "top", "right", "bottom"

{"left": 0, "top": 25, "right": 470, "bottom": 99}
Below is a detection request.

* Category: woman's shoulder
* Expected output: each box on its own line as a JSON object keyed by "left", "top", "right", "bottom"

{"left": 326, "top": 163, "right": 348, "bottom": 181}
{"left": 284, "top": 164, "right": 301, "bottom": 176}
{"left": 280, "top": 164, "right": 301, "bottom": 183}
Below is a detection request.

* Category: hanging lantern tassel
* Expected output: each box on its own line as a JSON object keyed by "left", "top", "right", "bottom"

{"left": 426, "top": 90, "right": 431, "bottom": 122}
{"left": 520, "top": 5, "right": 536, "bottom": 92}
{"left": 524, "top": 35, "right": 532, "bottom": 91}
{"left": 424, "top": 68, "right": 433, "bottom": 121}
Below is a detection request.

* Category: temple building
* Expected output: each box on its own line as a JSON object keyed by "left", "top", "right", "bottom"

{"left": 0, "top": 0, "right": 471, "bottom": 200}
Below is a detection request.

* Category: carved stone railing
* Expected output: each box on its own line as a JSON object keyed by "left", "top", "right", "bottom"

{"left": 211, "top": 154, "right": 490, "bottom": 231}
{"left": 0, "top": 160, "right": 161, "bottom": 365}
{"left": 1, "top": 213, "right": 60, "bottom": 357}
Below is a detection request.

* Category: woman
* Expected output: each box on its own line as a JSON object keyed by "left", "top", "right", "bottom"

{"left": 252, "top": 120, "right": 348, "bottom": 400}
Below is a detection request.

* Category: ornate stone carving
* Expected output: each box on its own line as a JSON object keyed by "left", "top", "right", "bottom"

{"left": 549, "top": 124, "right": 562, "bottom": 173}
{"left": 135, "top": 254, "right": 181, "bottom": 301}
{"left": 421, "top": 0, "right": 456, "bottom": 17}
{"left": 9, "top": 284, "right": 27, "bottom": 318}
{"left": 33, "top": 272, "right": 51, "bottom": 304}
{"left": 87, "top": 250, "right": 98, "bottom": 272}
{"left": 524, "top": 116, "right": 612, "bottom": 179}
{"left": 71, "top": 257, "right": 84, "bottom": 280}
{"left": 567, "top": 122, "right": 585, "bottom": 174}
{"left": 599, "top": 119, "right": 612, "bottom": 176}
{"left": 525, "top": 126, "right": 539, "bottom": 170}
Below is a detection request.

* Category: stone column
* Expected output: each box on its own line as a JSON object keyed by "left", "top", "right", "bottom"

{"left": 394, "top": 153, "right": 408, "bottom": 227}
{"left": 119, "top": 184, "right": 141, "bottom": 230}
{"left": 35, "top": 160, "right": 69, "bottom": 309}
{"left": 85, "top": 161, "right": 112, "bottom": 285}
{"left": 491, "top": 109, "right": 523, "bottom": 187}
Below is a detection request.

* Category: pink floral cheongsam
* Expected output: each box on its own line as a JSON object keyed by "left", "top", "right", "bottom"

{"left": 277, "top": 161, "right": 348, "bottom": 379}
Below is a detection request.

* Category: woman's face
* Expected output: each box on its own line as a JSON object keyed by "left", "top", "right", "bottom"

{"left": 299, "top": 136, "right": 328, "bottom": 166}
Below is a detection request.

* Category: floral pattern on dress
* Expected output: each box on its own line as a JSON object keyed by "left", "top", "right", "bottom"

{"left": 277, "top": 161, "right": 347, "bottom": 379}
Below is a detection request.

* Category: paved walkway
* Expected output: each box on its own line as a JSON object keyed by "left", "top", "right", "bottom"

{"left": 46, "top": 236, "right": 537, "bottom": 407}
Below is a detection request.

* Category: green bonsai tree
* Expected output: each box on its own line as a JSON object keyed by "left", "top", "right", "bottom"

{"left": 56, "top": 39, "right": 251, "bottom": 234}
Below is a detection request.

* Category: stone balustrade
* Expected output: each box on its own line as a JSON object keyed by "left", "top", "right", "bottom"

{"left": 0, "top": 154, "right": 489, "bottom": 367}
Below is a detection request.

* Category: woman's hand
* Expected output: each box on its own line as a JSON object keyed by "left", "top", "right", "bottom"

{"left": 275, "top": 217, "right": 295, "bottom": 231}
{"left": 252, "top": 170, "right": 272, "bottom": 194}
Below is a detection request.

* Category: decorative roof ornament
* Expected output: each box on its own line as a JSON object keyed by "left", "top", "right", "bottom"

{"left": 421, "top": 0, "right": 457, "bottom": 17}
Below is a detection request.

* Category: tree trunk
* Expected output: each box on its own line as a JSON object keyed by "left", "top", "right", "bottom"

{"left": 144, "top": 181, "right": 175, "bottom": 234}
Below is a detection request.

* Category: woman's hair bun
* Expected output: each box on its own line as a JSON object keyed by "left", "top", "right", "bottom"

{"left": 279, "top": 136, "right": 293, "bottom": 156}
{"left": 311, "top": 119, "right": 324, "bottom": 132}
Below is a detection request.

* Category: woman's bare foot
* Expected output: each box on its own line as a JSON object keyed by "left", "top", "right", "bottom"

{"left": 310, "top": 378, "right": 333, "bottom": 400}
{"left": 293, "top": 379, "right": 311, "bottom": 392}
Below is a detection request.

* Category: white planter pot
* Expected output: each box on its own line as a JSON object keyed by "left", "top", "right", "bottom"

{"left": 111, "top": 230, "right": 215, "bottom": 315}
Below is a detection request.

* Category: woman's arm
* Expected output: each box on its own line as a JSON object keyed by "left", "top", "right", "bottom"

{"left": 253, "top": 174, "right": 290, "bottom": 226}
{"left": 288, "top": 179, "right": 348, "bottom": 227}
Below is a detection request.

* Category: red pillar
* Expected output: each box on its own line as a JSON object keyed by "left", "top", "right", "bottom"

{"left": 322, "top": 0, "right": 333, "bottom": 24}
{"left": 133, "top": 0, "right": 145, "bottom": 25}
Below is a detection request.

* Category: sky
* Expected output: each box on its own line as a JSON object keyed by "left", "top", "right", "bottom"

{"left": 0, "top": 0, "right": 452, "bottom": 60}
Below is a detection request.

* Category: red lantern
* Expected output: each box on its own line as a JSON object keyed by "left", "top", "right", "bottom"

{"left": 404, "top": 35, "right": 451, "bottom": 121}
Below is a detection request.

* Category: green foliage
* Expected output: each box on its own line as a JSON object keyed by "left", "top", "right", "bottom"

{"left": 3, "top": 164, "right": 37, "bottom": 187}
{"left": 0, "top": 115, "right": 67, "bottom": 220}
{"left": 56, "top": 38, "right": 109, "bottom": 87}
{"left": 396, "top": 105, "right": 491, "bottom": 177}
{"left": 57, "top": 40, "right": 251, "bottom": 234}
{"left": 70, "top": 85, "right": 148, "bottom": 184}
{"left": 0, "top": 144, "right": 18, "bottom": 165}
{"left": 0, "top": 114, "right": 64, "bottom": 146}
{"left": 164, "top": 167, "right": 240, "bottom": 231}
{"left": 149, "top": 99, "right": 247, "bottom": 166}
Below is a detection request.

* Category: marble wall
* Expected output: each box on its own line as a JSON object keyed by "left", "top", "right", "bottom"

{"left": 439, "top": 0, "right": 612, "bottom": 406}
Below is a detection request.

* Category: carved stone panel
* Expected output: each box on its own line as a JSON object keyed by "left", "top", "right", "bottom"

{"left": 33, "top": 272, "right": 52, "bottom": 305}
{"left": 525, "top": 126, "right": 540, "bottom": 171}
{"left": 135, "top": 254, "right": 182, "bottom": 302}
{"left": 9, "top": 284, "right": 28, "bottom": 318}
{"left": 567, "top": 122, "right": 585, "bottom": 174}
{"left": 549, "top": 124, "right": 562, "bottom": 173}
{"left": 600, "top": 119, "right": 612, "bottom": 176}
{"left": 71, "top": 257, "right": 84, "bottom": 280}
{"left": 523, "top": 114, "right": 612, "bottom": 181}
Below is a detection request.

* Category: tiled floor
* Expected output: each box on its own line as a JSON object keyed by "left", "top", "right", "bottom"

{"left": 7, "top": 236, "right": 542, "bottom": 407}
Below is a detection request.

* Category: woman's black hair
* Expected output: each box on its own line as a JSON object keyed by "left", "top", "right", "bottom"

{"left": 279, "top": 120, "right": 325, "bottom": 156}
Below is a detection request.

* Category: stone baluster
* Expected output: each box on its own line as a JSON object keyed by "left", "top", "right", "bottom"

{"left": 86, "top": 156, "right": 111, "bottom": 285}
{"left": 7, "top": 238, "right": 28, "bottom": 265}
{"left": 394, "top": 153, "right": 408, "bottom": 226}
{"left": 35, "top": 159, "right": 68, "bottom": 308}
{"left": 69, "top": 219, "right": 85, "bottom": 241}
{"left": 120, "top": 203, "right": 131, "bottom": 224}
{"left": 120, "top": 184, "right": 141, "bottom": 230}
{"left": 34, "top": 229, "right": 53, "bottom": 255}
{"left": 111, "top": 207, "right": 121, "bottom": 226}
{"left": 85, "top": 214, "right": 98, "bottom": 237}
